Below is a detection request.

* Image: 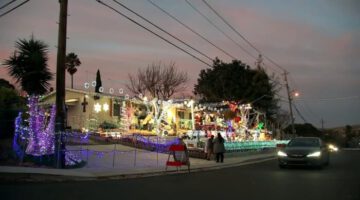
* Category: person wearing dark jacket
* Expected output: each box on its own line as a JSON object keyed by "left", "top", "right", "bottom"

{"left": 213, "top": 132, "right": 226, "bottom": 163}
{"left": 206, "top": 135, "right": 214, "bottom": 160}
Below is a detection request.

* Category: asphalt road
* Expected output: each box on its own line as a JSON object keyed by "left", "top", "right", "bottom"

{"left": 1, "top": 150, "right": 359, "bottom": 200}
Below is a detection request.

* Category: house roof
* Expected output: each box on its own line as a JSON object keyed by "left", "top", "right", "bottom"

{"left": 40, "top": 88, "right": 125, "bottom": 102}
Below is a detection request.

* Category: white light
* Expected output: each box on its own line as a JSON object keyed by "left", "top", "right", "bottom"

{"left": 109, "top": 88, "right": 114, "bottom": 94}
{"left": 94, "top": 103, "right": 102, "bottom": 113}
{"left": 85, "top": 95, "right": 89, "bottom": 98}
{"left": 99, "top": 87, "right": 104, "bottom": 92}
{"left": 307, "top": 151, "right": 321, "bottom": 157}
{"left": 277, "top": 151, "right": 287, "bottom": 157}
{"left": 103, "top": 103, "right": 109, "bottom": 112}
{"left": 125, "top": 94, "right": 129, "bottom": 100}
{"left": 119, "top": 88, "right": 124, "bottom": 94}
{"left": 91, "top": 81, "right": 97, "bottom": 87}
{"left": 143, "top": 96, "right": 148, "bottom": 102}
{"left": 189, "top": 100, "right": 194, "bottom": 105}
{"left": 84, "top": 82, "right": 90, "bottom": 89}
{"left": 138, "top": 93, "right": 143, "bottom": 98}
{"left": 328, "top": 144, "right": 338, "bottom": 152}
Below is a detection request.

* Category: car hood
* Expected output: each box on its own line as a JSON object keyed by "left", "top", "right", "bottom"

{"left": 284, "top": 147, "right": 320, "bottom": 155}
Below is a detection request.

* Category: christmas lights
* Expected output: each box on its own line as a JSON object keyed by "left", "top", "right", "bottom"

{"left": 13, "top": 96, "right": 85, "bottom": 167}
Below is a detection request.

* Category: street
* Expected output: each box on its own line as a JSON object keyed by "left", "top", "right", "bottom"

{"left": 1, "top": 150, "right": 359, "bottom": 200}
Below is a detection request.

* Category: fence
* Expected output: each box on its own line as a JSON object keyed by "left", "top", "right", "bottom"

{"left": 63, "top": 138, "right": 289, "bottom": 168}
{"left": 65, "top": 144, "right": 169, "bottom": 169}
{"left": 225, "top": 140, "right": 290, "bottom": 152}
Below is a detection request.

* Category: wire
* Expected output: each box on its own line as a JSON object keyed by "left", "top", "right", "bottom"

{"left": 113, "top": 0, "right": 213, "bottom": 62}
{"left": 202, "top": 0, "right": 260, "bottom": 53}
{"left": 146, "top": 0, "right": 236, "bottom": 60}
{"left": 0, "top": 0, "right": 28, "bottom": 18}
{"left": 184, "top": 0, "right": 257, "bottom": 61}
{"left": 96, "top": 0, "right": 212, "bottom": 68}
{"left": 292, "top": 102, "right": 308, "bottom": 123}
{"left": 201, "top": 0, "right": 287, "bottom": 72}
{"left": 0, "top": 0, "right": 16, "bottom": 10}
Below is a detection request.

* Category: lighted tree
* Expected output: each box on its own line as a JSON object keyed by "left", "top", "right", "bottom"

{"left": 119, "top": 101, "right": 130, "bottom": 134}
{"left": 24, "top": 96, "right": 56, "bottom": 156}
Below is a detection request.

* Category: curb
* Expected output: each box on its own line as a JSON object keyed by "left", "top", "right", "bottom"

{"left": 0, "top": 154, "right": 276, "bottom": 182}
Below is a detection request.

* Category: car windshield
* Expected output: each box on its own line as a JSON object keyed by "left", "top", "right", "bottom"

{"left": 287, "top": 138, "right": 320, "bottom": 147}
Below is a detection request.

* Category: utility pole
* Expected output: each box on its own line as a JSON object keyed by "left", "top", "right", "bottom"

{"left": 54, "top": 0, "right": 68, "bottom": 168}
{"left": 283, "top": 71, "right": 295, "bottom": 136}
{"left": 255, "top": 54, "right": 263, "bottom": 70}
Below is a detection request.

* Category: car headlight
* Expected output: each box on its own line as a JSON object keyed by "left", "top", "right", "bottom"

{"left": 307, "top": 151, "right": 321, "bottom": 157}
{"left": 277, "top": 151, "right": 287, "bottom": 157}
{"left": 328, "top": 144, "right": 338, "bottom": 152}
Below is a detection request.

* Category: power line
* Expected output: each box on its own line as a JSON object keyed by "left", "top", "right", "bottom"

{"left": 298, "top": 96, "right": 360, "bottom": 101}
{"left": 184, "top": 0, "right": 257, "bottom": 61}
{"left": 146, "top": 0, "right": 236, "bottom": 60}
{"left": 0, "top": 0, "right": 16, "bottom": 10}
{"left": 201, "top": 0, "right": 287, "bottom": 72}
{"left": 293, "top": 102, "right": 308, "bottom": 123}
{"left": 288, "top": 74, "right": 321, "bottom": 120}
{"left": 113, "top": 0, "right": 213, "bottom": 62}
{"left": 202, "top": 0, "right": 261, "bottom": 54}
{"left": 0, "top": 0, "right": 29, "bottom": 18}
{"left": 96, "top": 0, "right": 212, "bottom": 67}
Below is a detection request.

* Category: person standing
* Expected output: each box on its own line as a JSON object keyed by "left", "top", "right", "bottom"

{"left": 206, "top": 135, "right": 214, "bottom": 160}
{"left": 213, "top": 132, "right": 225, "bottom": 163}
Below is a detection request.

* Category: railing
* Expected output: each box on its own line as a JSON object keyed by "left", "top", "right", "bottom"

{"left": 225, "top": 140, "right": 290, "bottom": 152}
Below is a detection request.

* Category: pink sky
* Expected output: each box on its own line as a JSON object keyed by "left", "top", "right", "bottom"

{"left": 0, "top": 0, "right": 359, "bottom": 128}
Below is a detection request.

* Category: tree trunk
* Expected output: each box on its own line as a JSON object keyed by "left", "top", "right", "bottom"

{"left": 71, "top": 74, "right": 73, "bottom": 89}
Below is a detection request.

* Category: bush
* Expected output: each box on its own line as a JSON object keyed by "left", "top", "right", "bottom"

{"left": 99, "top": 121, "right": 119, "bottom": 130}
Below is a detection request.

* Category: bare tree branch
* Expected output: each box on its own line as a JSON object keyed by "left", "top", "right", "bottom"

{"left": 126, "top": 61, "right": 188, "bottom": 100}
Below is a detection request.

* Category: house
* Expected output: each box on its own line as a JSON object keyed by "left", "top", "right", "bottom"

{"left": 40, "top": 88, "right": 124, "bottom": 131}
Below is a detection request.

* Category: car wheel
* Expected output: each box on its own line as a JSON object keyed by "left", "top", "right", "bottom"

{"left": 324, "top": 159, "right": 330, "bottom": 166}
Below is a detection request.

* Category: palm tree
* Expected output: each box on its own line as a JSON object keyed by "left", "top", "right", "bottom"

{"left": 65, "top": 52, "right": 81, "bottom": 89}
{"left": 3, "top": 36, "right": 53, "bottom": 96}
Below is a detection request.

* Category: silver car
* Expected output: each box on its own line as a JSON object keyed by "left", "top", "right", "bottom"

{"left": 278, "top": 137, "right": 330, "bottom": 168}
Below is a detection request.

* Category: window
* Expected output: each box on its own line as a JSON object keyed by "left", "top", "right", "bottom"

{"left": 113, "top": 103, "right": 121, "bottom": 116}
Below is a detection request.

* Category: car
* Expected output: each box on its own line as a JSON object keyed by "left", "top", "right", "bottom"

{"left": 277, "top": 137, "right": 330, "bottom": 168}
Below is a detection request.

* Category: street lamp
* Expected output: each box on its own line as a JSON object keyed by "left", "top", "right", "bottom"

{"left": 288, "top": 90, "right": 299, "bottom": 136}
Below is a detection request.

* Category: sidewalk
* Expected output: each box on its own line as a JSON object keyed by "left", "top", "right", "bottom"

{"left": 0, "top": 144, "right": 276, "bottom": 181}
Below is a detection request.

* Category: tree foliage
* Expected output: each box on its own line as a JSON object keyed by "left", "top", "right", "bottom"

{"left": 126, "top": 62, "right": 188, "bottom": 100}
{"left": 95, "top": 69, "right": 102, "bottom": 93}
{"left": 284, "top": 123, "right": 321, "bottom": 137}
{"left": 194, "top": 58, "right": 279, "bottom": 117}
{"left": 3, "top": 35, "right": 53, "bottom": 95}
{"left": 0, "top": 79, "right": 15, "bottom": 90}
{"left": 0, "top": 87, "right": 26, "bottom": 138}
{"left": 65, "top": 52, "right": 81, "bottom": 89}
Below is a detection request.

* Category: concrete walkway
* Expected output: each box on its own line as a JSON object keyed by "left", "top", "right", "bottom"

{"left": 0, "top": 144, "right": 276, "bottom": 180}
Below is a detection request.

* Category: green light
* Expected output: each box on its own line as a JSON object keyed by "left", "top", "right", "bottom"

{"left": 257, "top": 122, "right": 264, "bottom": 130}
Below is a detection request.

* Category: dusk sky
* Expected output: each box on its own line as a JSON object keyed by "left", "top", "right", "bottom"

{"left": 0, "top": 0, "right": 359, "bottom": 128}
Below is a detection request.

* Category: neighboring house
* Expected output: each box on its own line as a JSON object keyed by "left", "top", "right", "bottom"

{"left": 40, "top": 88, "right": 124, "bottom": 131}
